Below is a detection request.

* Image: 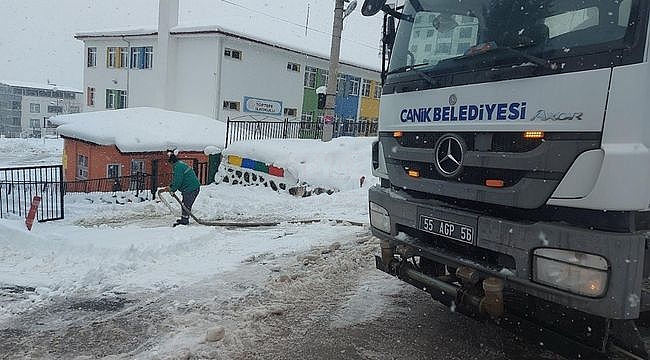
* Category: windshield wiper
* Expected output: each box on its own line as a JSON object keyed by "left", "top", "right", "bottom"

{"left": 461, "top": 43, "right": 557, "bottom": 70}
{"left": 497, "top": 46, "right": 557, "bottom": 70}
{"left": 387, "top": 63, "right": 437, "bottom": 86}
{"left": 387, "top": 62, "right": 429, "bottom": 75}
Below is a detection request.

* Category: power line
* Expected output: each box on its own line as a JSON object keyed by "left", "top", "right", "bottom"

{"left": 219, "top": 0, "right": 380, "bottom": 51}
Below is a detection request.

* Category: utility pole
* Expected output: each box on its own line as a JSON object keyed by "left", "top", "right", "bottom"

{"left": 322, "top": 0, "right": 351, "bottom": 142}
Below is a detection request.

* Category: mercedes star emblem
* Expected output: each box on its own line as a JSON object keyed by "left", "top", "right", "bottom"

{"left": 434, "top": 134, "right": 465, "bottom": 178}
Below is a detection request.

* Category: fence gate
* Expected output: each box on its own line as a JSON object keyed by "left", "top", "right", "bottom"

{"left": 0, "top": 165, "right": 64, "bottom": 222}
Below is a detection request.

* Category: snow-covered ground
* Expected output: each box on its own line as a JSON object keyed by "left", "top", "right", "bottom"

{"left": 0, "top": 136, "right": 409, "bottom": 359}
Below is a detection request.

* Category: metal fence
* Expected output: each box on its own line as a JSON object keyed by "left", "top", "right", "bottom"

{"left": 0, "top": 165, "right": 64, "bottom": 222}
{"left": 62, "top": 163, "right": 209, "bottom": 196}
{"left": 225, "top": 117, "right": 378, "bottom": 147}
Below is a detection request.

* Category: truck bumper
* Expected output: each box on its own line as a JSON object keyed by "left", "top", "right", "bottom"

{"left": 369, "top": 184, "right": 647, "bottom": 320}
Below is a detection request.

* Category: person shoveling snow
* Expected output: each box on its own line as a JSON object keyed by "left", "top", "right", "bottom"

{"left": 162, "top": 149, "right": 201, "bottom": 227}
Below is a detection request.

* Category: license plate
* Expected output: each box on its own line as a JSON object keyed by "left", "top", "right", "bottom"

{"left": 418, "top": 214, "right": 475, "bottom": 244}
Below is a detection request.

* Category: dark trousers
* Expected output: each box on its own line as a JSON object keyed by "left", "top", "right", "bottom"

{"left": 181, "top": 188, "right": 200, "bottom": 218}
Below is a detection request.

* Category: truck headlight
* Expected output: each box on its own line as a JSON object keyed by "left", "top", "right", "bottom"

{"left": 369, "top": 202, "right": 390, "bottom": 233}
{"left": 532, "top": 248, "right": 608, "bottom": 297}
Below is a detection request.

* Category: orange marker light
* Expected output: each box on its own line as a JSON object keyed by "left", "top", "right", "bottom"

{"left": 485, "top": 179, "right": 504, "bottom": 188}
{"left": 393, "top": 131, "right": 403, "bottom": 138}
{"left": 408, "top": 169, "right": 420, "bottom": 178}
{"left": 523, "top": 131, "right": 544, "bottom": 139}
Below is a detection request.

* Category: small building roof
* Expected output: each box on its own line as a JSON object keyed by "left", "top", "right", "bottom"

{"left": 0, "top": 80, "right": 82, "bottom": 93}
{"left": 51, "top": 107, "right": 225, "bottom": 153}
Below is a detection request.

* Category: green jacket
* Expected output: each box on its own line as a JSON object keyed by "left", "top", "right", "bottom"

{"left": 170, "top": 161, "right": 201, "bottom": 193}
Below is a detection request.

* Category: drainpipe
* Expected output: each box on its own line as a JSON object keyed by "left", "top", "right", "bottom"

{"left": 215, "top": 36, "right": 224, "bottom": 122}
{"left": 121, "top": 36, "right": 130, "bottom": 107}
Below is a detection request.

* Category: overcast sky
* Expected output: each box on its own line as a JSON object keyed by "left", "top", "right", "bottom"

{"left": 0, "top": 0, "right": 383, "bottom": 90}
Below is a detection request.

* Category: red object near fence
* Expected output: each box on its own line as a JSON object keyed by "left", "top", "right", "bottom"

{"left": 268, "top": 165, "right": 284, "bottom": 178}
{"left": 25, "top": 196, "right": 41, "bottom": 231}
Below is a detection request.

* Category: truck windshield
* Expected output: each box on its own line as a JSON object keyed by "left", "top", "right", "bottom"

{"left": 387, "top": 0, "right": 640, "bottom": 81}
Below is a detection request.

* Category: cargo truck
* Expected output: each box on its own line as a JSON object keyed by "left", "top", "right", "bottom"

{"left": 362, "top": 0, "right": 650, "bottom": 357}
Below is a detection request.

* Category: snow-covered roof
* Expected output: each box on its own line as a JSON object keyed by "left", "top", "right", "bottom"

{"left": 74, "top": 27, "right": 158, "bottom": 38}
{"left": 171, "top": 24, "right": 379, "bottom": 72}
{"left": 51, "top": 107, "right": 224, "bottom": 153}
{"left": 0, "top": 80, "right": 81, "bottom": 93}
{"left": 74, "top": 23, "right": 381, "bottom": 72}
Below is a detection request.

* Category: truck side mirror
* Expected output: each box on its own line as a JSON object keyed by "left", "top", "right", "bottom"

{"left": 361, "top": 0, "right": 387, "bottom": 16}
{"left": 384, "top": 16, "right": 396, "bottom": 50}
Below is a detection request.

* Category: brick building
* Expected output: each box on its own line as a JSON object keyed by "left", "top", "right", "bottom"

{"left": 52, "top": 107, "right": 223, "bottom": 186}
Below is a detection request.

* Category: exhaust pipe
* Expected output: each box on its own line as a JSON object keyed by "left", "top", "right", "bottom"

{"left": 481, "top": 277, "right": 504, "bottom": 319}
{"left": 379, "top": 257, "right": 504, "bottom": 319}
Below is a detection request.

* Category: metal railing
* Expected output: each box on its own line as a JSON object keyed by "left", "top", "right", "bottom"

{"left": 63, "top": 172, "right": 173, "bottom": 197}
{"left": 0, "top": 165, "right": 64, "bottom": 222}
{"left": 225, "top": 117, "right": 378, "bottom": 147}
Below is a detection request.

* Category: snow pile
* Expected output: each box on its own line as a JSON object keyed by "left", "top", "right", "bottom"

{"left": 0, "top": 137, "right": 63, "bottom": 167}
{"left": 221, "top": 136, "right": 375, "bottom": 191}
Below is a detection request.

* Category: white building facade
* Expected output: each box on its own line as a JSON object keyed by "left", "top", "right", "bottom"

{"left": 75, "top": 0, "right": 381, "bottom": 124}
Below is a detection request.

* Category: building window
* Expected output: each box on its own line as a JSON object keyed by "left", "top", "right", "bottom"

{"left": 349, "top": 77, "right": 360, "bottom": 96}
{"left": 47, "top": 105, "right": 62, "bottom": 114}
{"left": 284, "top": 108, "right": 297, "bottom": 117}
{"left": 87, "top": 47, "right": 97, "bottom": 67}
{"left": 301, "top": 113, "right": 313, "bottom": 122}
{"left": 287, "top": 62, "right": 301, "bottom": 72}
{"left": 131, "top": 46, "right": 153, "bottom": 69}
{"left": 30, "top": 103, "right": 41, "bottom": 113}
{"left": 107, "top": 164, "right": 121, "bottom": 178}
{"left": 12, "top": 101, "right": 21, "bottom": 110}
{"left": 29, "top": 119, "right": 40, "bottom": 129}
{"left": 304, "top": 66, "right": 317, "bottom": 88}
{"left": 107, "top": 47, "right": 128, "bottom": 68}
{"left": 107, "top": 47, "right": 116, "bottom": 67}
{"left": 373, "top": 85, "right": 382, "bottom": 99}
{"left": 459, "top": 27, "right": 473, "bottom": 39}
{"left": 118, "top": 47, "right": 128, "bottom": 68}
{"left": 224, "top": 48, "right": 242, "bottom": 60}
{"left": 223, "top": 101, "right": 241, "bottom": 111}
{"left": 436, "top": 43, "right": 452, "bottom": 54}
{"left": 336, "top": 74, "right": 346, "bottom": 93}
{"left": 106, "top": 89, "right": 127, "bottom": 109}
{"left": 301, "top": 112, "right": 313, "bottom": 129}
{"left": 457, "top": 43, "right": 472, "bottom": 55}
{"left": 320, "top": 69, "right": 329, "bottom": 86}
{"left": 361, "top": 79, "right": 371, "bottom": 97}
{"left": 131, "top": 159, "right": 145, "bottom": 175}
{"left": 87, "top": 87, "right": 95, "bottom": 106}
{"left": 77, "top": 154, "right": 89, "bottom": 180}
{"left": 120, "top": 91, "right": 128, "bottom": 108}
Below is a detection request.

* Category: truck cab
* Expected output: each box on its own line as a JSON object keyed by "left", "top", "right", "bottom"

{"left": 364, "top": 0, "right": 650, "bottom": 357}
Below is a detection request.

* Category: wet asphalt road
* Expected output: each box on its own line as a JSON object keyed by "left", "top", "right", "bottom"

{"left": 240, "top": 277, "right": 568, "bottom": 360}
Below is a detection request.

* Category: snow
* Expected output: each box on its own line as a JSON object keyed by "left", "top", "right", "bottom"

{"left": 0, "top": 80, "right": 82, "bottom": 94}
{"left": 51, "top": 107, "right": 226, "bottom": 152}
{"left": 223, "top": 136, "right": 375, "bottom": 191}
{"left": 0, "top": 135, "right": 389, "bottom": 358}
